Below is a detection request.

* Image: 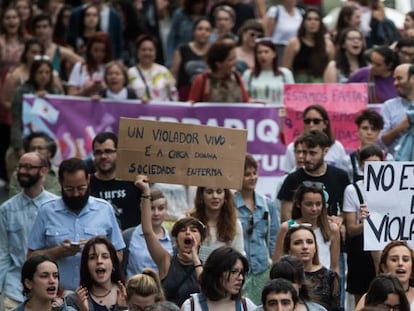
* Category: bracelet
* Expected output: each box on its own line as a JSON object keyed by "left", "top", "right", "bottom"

{"left": 141, "top": 195, "right": 151, "bottom": 199}
{"left": 194, "top": 264, "right": 203, "bottom": 268}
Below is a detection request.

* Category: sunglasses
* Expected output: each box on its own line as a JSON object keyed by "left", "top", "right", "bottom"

{"left": 303, "top": 118, "right": 324, "bottom": 125}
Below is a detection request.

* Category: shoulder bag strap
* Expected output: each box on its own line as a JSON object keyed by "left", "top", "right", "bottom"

{"left": 353, "top": 182, "right": 364, "bottom": 205}
{"left": 136, "top": 66, "right": 152, "bottom": 100}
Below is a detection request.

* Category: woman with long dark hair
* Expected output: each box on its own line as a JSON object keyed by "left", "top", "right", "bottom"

{"left": 181, "top": 246, "right": 256, "bottom": 310}
{"left": 283, "top": 7, "right": 334, "bottom": 83}
{"left": 242, "top": 38, "right": 294, "bottom": 105}
{"left": 324, "top": 27, "right": 366, "bottom": 83}
{"left": 67, "top": 32, "right": 112, "bottom": 97}
{"left": 66, "top": 236, "right": 127, "bottom": 310}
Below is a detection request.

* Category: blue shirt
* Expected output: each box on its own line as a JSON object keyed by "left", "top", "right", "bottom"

{"left": 0, "top": 189, "right": 57, "bottom": 302}
{"left": 234, "top": 191, "right": 280, "bottom": 274}
{"left": 126, "top": 224, "right": 173, "bottom": 279}
{"left": 380, "top": 96, "right": 414, "bottom": 154}
{"left": 27, "top": 196, "right": 125, "bottom": 291}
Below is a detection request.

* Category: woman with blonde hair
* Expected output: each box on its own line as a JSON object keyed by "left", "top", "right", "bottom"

{"left": 126, "top": 268, "right": 165, "bottom": 310}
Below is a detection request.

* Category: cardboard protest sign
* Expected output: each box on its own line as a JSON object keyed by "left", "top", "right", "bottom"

{"left": 116, "top": 118, "right": 248, "bottom": 188}
{"left": 283, "top": 83, "right": 368, "bottom": 151}
{"left": 364, "top": 161, "right": 414, "bottom": 250}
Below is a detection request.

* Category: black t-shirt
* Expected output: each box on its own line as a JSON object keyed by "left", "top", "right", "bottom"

{"left": 277, "top": 166, "right": 350, "bottom": 216}
{"left": 90, "top": 174, "right": 142, "bottom": 230}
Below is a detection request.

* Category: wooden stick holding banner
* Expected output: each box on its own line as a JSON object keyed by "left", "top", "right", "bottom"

{"left": 364, "top": 161, "right": 414, "bottom": 250}
{"left": 116, "top": 118, "right": 248, "bottom": 189}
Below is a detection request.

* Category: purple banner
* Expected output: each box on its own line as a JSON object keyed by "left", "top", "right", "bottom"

{"left": 23, "top": 96, "right": 286, "bottom": 177}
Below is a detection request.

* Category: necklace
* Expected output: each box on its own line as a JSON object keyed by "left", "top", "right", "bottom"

{"left": 91, "top": 288, "right": 112, "bottom": 304}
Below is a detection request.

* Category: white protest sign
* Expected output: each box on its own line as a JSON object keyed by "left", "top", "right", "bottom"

{"left": 364, "top": 161, "right": 414, "bottom": 250}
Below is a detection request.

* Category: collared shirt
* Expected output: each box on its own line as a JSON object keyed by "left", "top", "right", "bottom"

{"left": 27, "top": 196, "right": 125, "bottom": 291}
{"left": 0, "top": 189, "right": 57, "bottom": 302}
{"left": 126, "top": 224, "right": 173, "bottom": 279}
{"left": 234, "top": 191, "right": 280, "bottom": 274}
{"left": 380, "top": 96, "right": 414, "bottom": 154}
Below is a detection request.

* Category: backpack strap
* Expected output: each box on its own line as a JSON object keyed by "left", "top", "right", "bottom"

{"left": 190, "top": 296, "right": 195, "bottom": 311}
{"left": 353, "top": 182, "right": 364, "bottom": 205}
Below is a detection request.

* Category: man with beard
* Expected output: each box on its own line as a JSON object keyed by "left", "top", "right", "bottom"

{"left": 277, "top": 130, "right": 349, "bottom": 222}
{"left": 90, "top": 132, "right": 142, "bottom": 230}
{"left": 8, "top": 131, "right": 60, "bottom": 198}
{"left": 380, "top": 63, "right": 414, "bottom": 155}
{"left": 0, "top": 152, "right": 57, "bottom": 310}
{"left": 27, "top": 157, "right": 125, "bottom": 292}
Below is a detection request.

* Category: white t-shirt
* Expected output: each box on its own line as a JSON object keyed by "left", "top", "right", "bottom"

{"left": 266, "top": 5, "right": 303, "bottom": 45}
{"left": 68, "top": 62, "right": 105, "bottom": 88}
{"left": 343, "top": 179, "right": 365, "bottom": 224}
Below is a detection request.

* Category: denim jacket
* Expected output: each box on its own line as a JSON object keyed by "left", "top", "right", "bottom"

{"left": 234, "top": 191, "right": 280, "bottom": 274}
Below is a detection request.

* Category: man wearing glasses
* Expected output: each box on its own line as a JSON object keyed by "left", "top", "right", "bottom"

{"left": 8, "top": 131, "right": 60, "bottom": 198}
{"left": 89, "top": 132, "right": 142, "bottom": 230}
{"left": 27, "top": 157, "right": 125, "bottom": 292}
{"left": 0, "top": 152, "right": 57, "bottom": 311}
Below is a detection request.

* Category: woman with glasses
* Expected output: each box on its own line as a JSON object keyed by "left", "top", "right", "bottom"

{"left": 242, "top": 38, "right": 294, "bottom": 105}
{"left": 65, "top": 236, "right": 128, "bottom": 311}
{"left": 134, "top": 174, "right": 206, "bottom": 307}
{"left": 281, "top": 104, "right": 346, "bottom": 173}
{"left": 188, "top": 187, "right": 244, "bottom": 263}
{"left": 10, "top": 56, "right": 62, "bottom": 174}
{"left": 324, "top": 27, "right": 366, "bottom": 83}
{"left": 234, "top": 154, "right": 279, "bottom": 305}
{"left": 283, "top": 225, "right": 340, "bottom": 311}
{"left": 356, "top": 241, "right": 414, "bottom": 310}
{"left": 355, "top": 274, "right": 410, "bottom": 311}
{"left": 273, "top": 183, "right": 340, "bottom": 276}
{"left": 282, "top": 7, "right": 334, "bottom": 83}
{"left": 181, "top": 246, "right": 256, "bottom": 310}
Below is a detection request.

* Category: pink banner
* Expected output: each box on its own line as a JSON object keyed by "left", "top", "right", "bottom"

{"left": 283, "top": 83, "right": 368, "bottom": 150}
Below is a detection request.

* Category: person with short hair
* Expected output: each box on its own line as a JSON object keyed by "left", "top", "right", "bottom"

{"left": 181, "top": 246, "right": 256, "bottom": 310}
{"left": 9, "top": 131, "right": 60, "bottom": 197}
{"left": 259, "top": 278, "right": 298, "bottom": 311}
{"left": 0, "top": 152, "right": 57, "bottom": 310}
{"left": 89, "top": 131, "right": 142, "bottom": 230}
{"left": 380, "top": 63, "right": 414, "bottom": 155}
{"left": 27, "top": 157, "right": 125, "bottom": 292}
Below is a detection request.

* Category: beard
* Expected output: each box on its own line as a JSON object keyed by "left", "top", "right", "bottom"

{"left": 305, "top": 157, "right": 325, "bottom": 173}
{"left": 62, "top": 188, "right": 90, "bottom": 212}
{"left": 17, "top": 171, "right": 41, "bottom": 188}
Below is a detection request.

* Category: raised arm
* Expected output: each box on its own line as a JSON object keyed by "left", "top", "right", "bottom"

{"left": 134, "top": 175, "right": 171, "bottom": 279}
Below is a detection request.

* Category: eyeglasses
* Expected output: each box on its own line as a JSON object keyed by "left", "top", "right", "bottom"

{"left": 16, "top": 163, "right": 44, "bottom": 170}
{"left": 93, "top": 149, "right": 117, "bottom": 156}
{"left": 247, "top": 214, "right": 254, "bottom": 235}
{"left": 229, "top": 268, "right": 244, "bottom": 278}
{"left": 302, "top": 181, "right": 325, "bottom": 189}
{"left": 29, "top": 145, "right": 48, "bottom": 152}
{"left": 303, "top": 118, "right": 324, "bottom": 125}
{"left": 377, "top": 303, "right": 400, "bottom": 310}
{"left": 34, "top": 55, "right": 50, "bottom": 61}
{"left": 62, "top": 185, "right": 88, "bottom": 194}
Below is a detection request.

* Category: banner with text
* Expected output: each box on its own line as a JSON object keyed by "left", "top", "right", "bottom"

{"left": 116, "top": 118, "right": 247, "bottom": 188}
{"left": 284, "top": 83, "right": 368, "bottom": 150}
{"left": 22, "top": 96, "right": 286, "bottom": 182}
{"left": 364, "top": 161, "right": 414, "bottom": 250}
